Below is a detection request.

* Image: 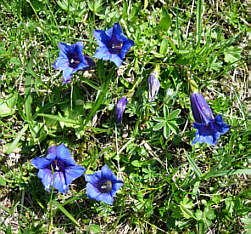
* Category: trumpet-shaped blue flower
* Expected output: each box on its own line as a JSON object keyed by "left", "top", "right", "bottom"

{"left": 85, "top": 165, "right": 123, "bottom": 205}
{"left": 115, "top": 96, "right": 128, "bottom": 124}
{"left": 148, "top": 71, "right": 160, "bottom": 102}
{"left": 190, "top": 92, "right": 231, "bottom": 146}
{"left": 53, "top": 42, "right": 95, "bottom": 84}
{"left": 31, "top": 144, "right": 85, "bottom": 193}
{"left": 94, "top": 23, "right": 134, "bottom": 67}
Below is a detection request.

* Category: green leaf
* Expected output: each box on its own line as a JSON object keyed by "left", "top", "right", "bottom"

{"left": 185, "top": 151, "right": 202, "bottom": 177}
{"left": 153, "top": 117, "right": 164, "bottom": 122}
{"left": 167, "top": 109, "right": 181, "bottom": 120}
{"left": 163, "top": 124, "right": 170, "bottom": 139}
{"left": 196, "top": 0, "right": 203, "bottom": 47}
{"left": 132, "top": 160, "right": 142, "bottom": 167}
{"left": 53, "top": 201, "right": 79, "bottom": 226}
{"left": 37, "top": 113, "right": 80, "bottom": 125}
{"left": 24, "top": 76, "right": 32, "bottom": 122}
{"left": 0, "top": 102, "right": 15, "bottom": 117}
{"left": 0, "top": 93, "right": 18, "bottom": 117}
{"left": 202, "top": 168, "right": 251, "bottom": 179}
{"left": 167, "top": 121, "right": 179, "bottom": 134}
{"left": 153, "top": 122, "right": 164, "bottom": 131}
{"left": 57, "top": 0, "right": 69, "bottom": 11}
{"left": 180, "top": 204, "right": 195, "bottom": 219}
{"left": 159, "top": 38, "right": 168, "bottom": 55}
{"left": 163, "top": 105, "right": 168, "bottom": 118}
{"left": 87, "top": 224, "right": 101, "bottom": 234}
{"left": 159, "top": 9, "right": 172, "bottom": 31}
{"left": 83, "top": 65, "right": 113, "bottom": 128}
{"left": 88, "top": 0, "right": 103, "bottom": 13}
{"left": 0, "top": 175, "right": 6, "bottom": 186}
{"left": 204, "top": 207, "right": 216, "bottom": 220}
{"left": 6, "top": 124, "right": 28, "bottom": 154}
{"left": 224, "top": 46, "right": 241, "bottom": 63}
{"left": 143, "top": 0, "right": 148, "bottom": 10}
{"left": 195, "top": 210, "right": 203, "bottom": 221}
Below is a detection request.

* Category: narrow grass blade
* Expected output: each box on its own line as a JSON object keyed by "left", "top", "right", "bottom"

{"left": 6, "top": 124, "right": 28, "bottom": 154}
{"left": 185, "top": 151, "right": 202, "bottom": 177}
{"left": 202, "top": 168, "right": 251, "bottom": 179}
{"left": 83, "top": 65, "right": 113, "bottom": 128}
{"left": 37, "top": 113, "right": 79, "bottom": 125}
{"left": 175, "top": 12, "right": 181, "bottom": 48}
{"left": 52, "top": 201, "right": 79, "bottom": 227}
{"left": 24, "top": 75, "right": 32, "bottom": 122}
{"left": 196, "top": 0, "right": 203, "bottom": 48}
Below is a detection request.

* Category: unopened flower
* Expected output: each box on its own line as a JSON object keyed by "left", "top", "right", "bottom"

{"left": 115, "top": 96, "right": 128, "bottom": 124}
{"left": 53, "top": 42, "right": 95, "bottom": 84}
{"left": 148, "top": 70, "right": 160, "bottom": 102}
{"left": 94, "top": 22, "right": 134, "bottom": 67}
{"left": 31, "top": 144, "right": 85, "bottom": 193}
{"left": 85, "top": 165, "right": 123, "bottom": 205}
{"left": 190, "top": 92, "right": 231, "bottom": 145}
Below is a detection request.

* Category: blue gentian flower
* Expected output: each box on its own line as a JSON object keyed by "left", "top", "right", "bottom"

{"left": 53, "top": 42, "right": 95, "bottom": 84}
{"left": 115, "top": 96, "right": 128, "bottom": 124}
{"left": 190, "top": 92, "right": 231, "bottom": 146}
{"left": 148, "top": 70, "right": 160, "bottom": 102}
{"left": 85, "top": 165, "right": 123, "bottom": 205}
{"left": 93, "top": 22, "right": 135, "bottom": 67}
{"left": 31, "top": 144, "right": 86, "bottom": 193}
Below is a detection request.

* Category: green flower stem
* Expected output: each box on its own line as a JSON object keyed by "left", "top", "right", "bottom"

{"left": 82, "top": 62, "right": 113, "bottom": 130}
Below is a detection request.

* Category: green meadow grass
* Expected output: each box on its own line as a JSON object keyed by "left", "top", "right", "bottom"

{"left": 0, "top": 0, "right": 249, "bottom": 233}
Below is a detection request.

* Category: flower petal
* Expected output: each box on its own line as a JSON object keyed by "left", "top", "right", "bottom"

{"left": 101, "top": 165, "right": 114, "bottom": 180}
{"left": 190, "top": 93, "right": 214, "bottom": 124}
{"left": 57, "top": 42, "right": 70, "bottom": 56}
{"left": 94, "top": 46, "right": 111, "bottom": 60}
{"left": 75, "top": 41, "right": 84, "bottom": 52}
{"left": 112, "top": 23, "right": 122, "bottom": 37}
{"left": 85, "top": 171, "right": 102, "bottom": 184}
{"left": 37, "top": 168, "right": 53, "bottom": 192}
{"left": 64, "top": 165, "right": 86, "bottom": 185}
{"left": 48, "top": 146, "right": 57, "bottom": 154}
{"left": 192, "top": 114, "right": 230, "bottom": 146}
{"left": 215, "top": 115, "right": 231, "bottom": 134}
{"left": 120, "top": 40, "right": 134, "bottom": 59}
{"left": 54, "top": 171, "right": 68, "bottom": 193}
{"left": 105, "top": 27, "right": 114, "bottom": 39}
{"left": 110, "top": 54, "right": 123, "bottom": 67}
{"left": 94, "top": 30, "right": 110, "bottom": 45}
{"left": 111, "top": 181, "right": 123, "bottom": 197}
{"left": 52, "top": 57, "right": 69, "bottom": 70}
{"left": 56, "top": 144, "right": 76, "bottom": 166}
{"left": 95, "top": 192, "right": 114, "bottom": 205}
{"left": 115, "top": 97, "right": 128, "bottom": 124}
{"left": 31, "top": 157, "right": 52, "bottom": 169}
{"left": 86, "top": 183, "right": 101, "bottom": 200}
{"left": 62, "top": 67, "right": 74, "bottom": 83}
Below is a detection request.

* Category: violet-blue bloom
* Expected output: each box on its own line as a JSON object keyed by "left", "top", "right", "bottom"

{"left": 31, "top": 144, "right": 85, "bottom": 193}
{"left": 148, "top": 71, "right": 160, "bottom": 102}
{"left": 190, "top": 92, "right": 231, "bottom": 146}
{"left": 115, "top": 96, "right": 128, "bottom": 124}
{"left": 53, "top": 42, "right": 95, "bottom": 84}
{"left": 85, "top": 165, "right": 123, "bottom": 205}
{"left": 93, "top": 22, "right": 134, "bottom": 67}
